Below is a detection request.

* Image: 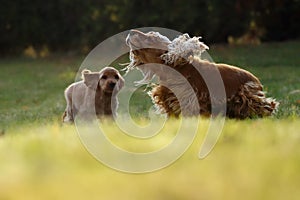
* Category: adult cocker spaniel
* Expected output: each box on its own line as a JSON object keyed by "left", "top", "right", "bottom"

{"left": 125, "top": 30, "right": 278, "bottom": 119}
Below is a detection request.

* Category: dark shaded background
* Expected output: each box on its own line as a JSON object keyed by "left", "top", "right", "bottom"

{"left": 1, "top": 0, "right": 299, "bottom": 55}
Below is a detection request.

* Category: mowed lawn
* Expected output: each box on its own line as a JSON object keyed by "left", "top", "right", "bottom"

{"left": 0, "top": 41, "right": 300, "bottom": 200}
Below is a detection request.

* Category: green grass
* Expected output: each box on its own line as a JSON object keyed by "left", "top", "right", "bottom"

{"left": 0, "top": 56, "right": 82, "bottom": 128}
{"left": 0, "top": 41, "right": 300, "bottom": 200}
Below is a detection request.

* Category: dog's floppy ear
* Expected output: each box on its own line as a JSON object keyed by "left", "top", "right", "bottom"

{"left": 82, "top": 69, "right": 100, "bottom": 90}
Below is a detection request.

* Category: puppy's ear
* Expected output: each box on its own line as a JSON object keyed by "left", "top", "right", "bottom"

{"left": 81, "top": 69, "right": 91, "bottom": 79}
{"left": 82, "top": 70, "right": 100, "bottom": 90}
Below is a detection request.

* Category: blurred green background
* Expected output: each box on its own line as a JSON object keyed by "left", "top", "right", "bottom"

{"left": 1, "top": 0, "right": 299, "bottom": 55}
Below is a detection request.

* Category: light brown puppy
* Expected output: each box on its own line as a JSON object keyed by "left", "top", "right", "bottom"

{"left": 125, "top": 30, "right": 278, "bottom": 119}
{"left": 63, "top": 67, "right": 124, "bottom": 123}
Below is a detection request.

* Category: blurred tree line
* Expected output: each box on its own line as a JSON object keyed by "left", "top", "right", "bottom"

{"left": 1, "top": 0, "right": 299, "bottom": 55}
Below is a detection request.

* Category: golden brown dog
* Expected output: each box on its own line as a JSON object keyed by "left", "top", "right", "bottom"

{"left": 125, "top": 30, "right": 278, "bottom": 119}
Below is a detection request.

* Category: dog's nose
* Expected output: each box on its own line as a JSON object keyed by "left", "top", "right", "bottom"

{"left": 109, "top": 82, "right": 116, "bottom": 89}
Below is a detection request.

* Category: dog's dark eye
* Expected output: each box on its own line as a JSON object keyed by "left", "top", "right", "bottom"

{"left": 101, "top": 75, "right": 107, "bottom": 80}
{"left": 114, "top": 75, "right": 119, "bottom": 80}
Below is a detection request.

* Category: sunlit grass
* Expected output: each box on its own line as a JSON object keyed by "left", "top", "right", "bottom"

{"left": 1, "top": 118, "right": 300, "bottom": 200}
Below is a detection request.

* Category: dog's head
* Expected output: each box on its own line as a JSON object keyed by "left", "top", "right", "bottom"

{"left": 82, "top": 67, "right": 124, "bottom": 94}
{"left": 125, "top": 30, "right": 209, "bottom": 85}
{"left": 126, "top": 30, "right": 171, "bottom": 65}
{"left": 125, "top": 30, "right": 171, "bottom": 84}
{"left": 126, "top": 30, "right": 208, "bottom": 67}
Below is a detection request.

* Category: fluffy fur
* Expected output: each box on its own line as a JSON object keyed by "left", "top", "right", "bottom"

{"left": 125, "top": 30, "right": 279, "bottom": 119}
{"left": 62, "top": 67, "right": 124, "bottom": 123}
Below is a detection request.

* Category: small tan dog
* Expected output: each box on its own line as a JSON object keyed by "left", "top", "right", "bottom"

{"left": 62, "top": 67, "right": 124, "bottom": 123}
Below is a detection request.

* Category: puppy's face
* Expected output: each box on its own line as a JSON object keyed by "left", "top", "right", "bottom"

{"left": 83, "top": 67, "right": 124, "bottom": 94}
{"left": 99, "top": 67, "right": 124, "bottom": 93}
{"left": 126, "top": 30, "right": 171, "bottom": 64}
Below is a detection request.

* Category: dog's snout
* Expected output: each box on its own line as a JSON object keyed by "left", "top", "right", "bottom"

{"left": 129, "top": 29, "right": 147, "bottom": 40}
{"left": 127, "top": 30, "right": 141, "bottom": 46}
{"left": 109, "top": 82, "right": 116, "bottom": 89}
